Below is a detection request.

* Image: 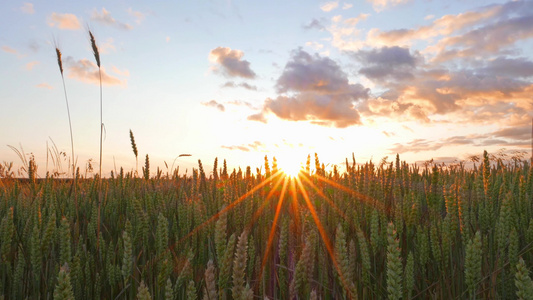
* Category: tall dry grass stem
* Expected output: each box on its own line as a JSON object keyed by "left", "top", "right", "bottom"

{"left": 89, "top": 29, "right": 103, "bottom": 250}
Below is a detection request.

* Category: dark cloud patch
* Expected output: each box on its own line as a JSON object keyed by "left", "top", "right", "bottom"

{"left": 251, "top": 49, "right": 369, "bottom": 128}
{"left": 355, "top": 46, "right": 421, "bottom": 81}
{"left": 492, "top": 125, "right": 531, "bottom": 140}
{"left": 303, "top": 18, "right": 326, "bottom": 30}
{"left": 201, "top": 100, "right": 225, "bottom": 112}
{"left": 480, "top": 57, "right": 533, "bottom": 78}
{"left": 222, "top": 81, "right": 257, "bottom": 90}
{"left": 209, "top": 47, "right": 256, "bottom": 79}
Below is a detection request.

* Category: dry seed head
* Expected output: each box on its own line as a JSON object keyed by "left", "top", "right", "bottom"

{"left": 129, "top": 130, "right": 138, "bottom": 158}
{"left": 89, "top": 30, "right": 100, "bottom": 67}
{"left": 55, "top": 48, "right": 63, "bottom": 75}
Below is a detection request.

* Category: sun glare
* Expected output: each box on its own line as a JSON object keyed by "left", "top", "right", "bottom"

{"left": 277, "top": 153, "right": 304, "bottom": 178}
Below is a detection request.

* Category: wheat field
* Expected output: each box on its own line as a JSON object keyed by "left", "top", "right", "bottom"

{"left": 1, "top": 151, "right": 533, "bottom": 299}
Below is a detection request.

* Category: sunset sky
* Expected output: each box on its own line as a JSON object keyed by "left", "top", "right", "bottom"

{"left": 1, "top": 0, "right": 532, "bottom": 177}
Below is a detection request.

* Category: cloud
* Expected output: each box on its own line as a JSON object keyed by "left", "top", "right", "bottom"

{"left": 25, "top": 61, "right": 39, "bottom": 70}
{"left": 320, "top": 1, "right": 339, "bottom": 12}
{"left": 227, "top": 100, "right": 256, "bottom": 109}
{"left": 111, "top": 65, "right": 130, "bottom": 77}
{"left": 91, "top": 8, "right": 133, "bottom": 30}
{"left": 98, "top": 38, "right": 116, "bottom": 54}
{"left": 492, "top": 125, "right": 532, "bottom": 141}
{"left": 432, "top": 14, "right": 533, "bottom": 62}
{"left": 355, "top": 46, "right": 421, "bottom": 81}
{"left": 209, "top": 47, "right": 256, "bottom": 79}
{"left": 221, "top": 81, "right": 257, "bottom": 90}
{"left": 202, "top": 100, "right": 225, "bottom": 112}
{"left": 65, "top": 57, "right": 126, "bottom": 86}
{"left": 389, "top": 135, "right": 478, "bottom": 154}
{"left": 222, "top": 141, "right": 265, "bottom": 152}
{"left": 342, "top": 3, "right": 353, "bottom": 10}
{"left": 389, "top": 125, "right": 532, "bottom": 154}
{"left": 36, "top": 83, "right": 53, "bottom": 89}
{"left": 367, "top": 0, "right": 410, "bottom": 12}
{"left": 2, "top": 46, "right": 18, "bottom": 55}
{"left": 251, "top": 49, "right": 369, "bottom": 128}
{"left": 127, "top": 8, "right": 146, "bottom": 24}
{"left": 47, "top": 13, "right": 81, "bottom": 30}
{"left": 327, "top": 13, "right": 369, "bottom": 51}
{"left": 366, "top": 2, "right": 505, "bottom": 47}
{"left": 303, "top": 18, "right": 326, "bottom": 30}
{"left": 20, "top": 3, "right": 34, "bottom": 14}
{"left": 382, "top": 131, "right": 395, "bottom": 137}
{"left": 480, "top": 57, "right": 533, "bottom": 78}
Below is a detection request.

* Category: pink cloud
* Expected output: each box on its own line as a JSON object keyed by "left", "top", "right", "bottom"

{"left": 47, "top": 13, "right": 81, "bottom": 30}
{"left": 65, "top": 57, "right": 126, "bottom": 86}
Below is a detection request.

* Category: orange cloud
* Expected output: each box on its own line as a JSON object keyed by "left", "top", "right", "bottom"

{"left": 320, "top": 1, "right": 339, "bottom": 12}
{"left": 25, "top": 61, "right": 39, "bottom": 70}
{"left": 47, "top": 13, "right": 81, "bottom": 30}
{"left": 209, "top": 47, "right": 256, "bottom": 79}
{"left": 65, "top": 57, "right": 126, "bottom": 86}
{"left": 36, "top": 83, "right": 53, "bottom": 89}
{"left": 2, "top": 46, "right": 18, "bottom": 54}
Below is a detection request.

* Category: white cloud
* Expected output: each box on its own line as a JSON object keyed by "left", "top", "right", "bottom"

{"left": 342, "top": 3, "right": 353, "bottom": 10}
{"left": 367, "top": 0, "right": 410, "bottom": 12}
{"left": 127, "top": 8, "right": 146, "bottom": 24}
{"left": 91, "top": 8, "right": 132, "bottom": 30}
{"left": 98, "top": 38, "right": 116, "bottom": 54}
{"left": 320, "top": 1, "right": 339, "bottom": 12}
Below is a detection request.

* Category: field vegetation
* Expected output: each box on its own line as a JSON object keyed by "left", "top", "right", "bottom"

{"left": 1, "top": 151, "right": 533, "bottom": 299}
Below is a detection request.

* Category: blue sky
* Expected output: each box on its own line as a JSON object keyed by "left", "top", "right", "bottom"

{"left": 1, "top": 0, "right": 532, "bottom": 177}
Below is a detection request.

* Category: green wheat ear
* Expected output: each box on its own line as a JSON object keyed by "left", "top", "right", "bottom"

{"left": 232, "top": 230, "right": 249, "bottom": 300}
{"left": 515, "top": 257, "right": 533, "bottom": 300}
{"left": 137, "top": 281, "right": 152, "bottom": 300}
{"left": 129, "top": 130, "right": 138, "bottom": 175}
{"left": 54, "top": 264, "right": 75, "bottom": 300}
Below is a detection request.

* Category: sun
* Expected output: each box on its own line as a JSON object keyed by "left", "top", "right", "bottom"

{"left": 277, "top": 153, "right": 304, "bottom": 178}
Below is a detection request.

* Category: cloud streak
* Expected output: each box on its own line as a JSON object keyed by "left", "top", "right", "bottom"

{"left": 91, "top": 8, "right": 133, "bottom": 30}
{"left": 222, "top": 141, "right": 265, "bottom": 152}
{"left": 202, "top": 100, "right": 225, "bottom": 112}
